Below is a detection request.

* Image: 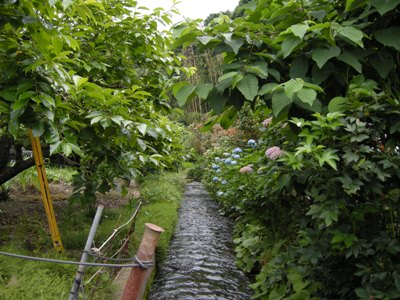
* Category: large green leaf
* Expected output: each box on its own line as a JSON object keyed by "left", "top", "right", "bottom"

{"left": 297, "top": 88, "right": 317, "bottom": 107}
{"left": 208, "top": 90, "right": 229, "bottom": 114}
{"left": 284, "top": 79, "right": 304, "bottom": 100}
{"left": 227, "top": 89, "right": 245, "bottom": 111}
{"left": 173, "top": 83, "right": 196, "bottom": 107}
{"left": 220, "top": 106, "right": 238, "bottom": 129}
{"left": 272, "top": 92, "right": 292, "bottom": 117}
{"left": 195, "top": 83, "right": 213, "bottom": 99}
{"left": 197, "top": 36, "right": 217, "bottom": 45}
{"left": 172, "top": 31, "right": 198, "bottom": 49}
{"left": 345, "top": 0, "right": 368, "bottom": 11}
{"left": 237, "top": 74, "right": 259, "bottom": 101}
{"left": 281, "top": 36, "right": 302, "bottom": 58}
{"left": 374, "top": 27, "right": 400, "bottom": 51}
{"left": 171, "top": 23, "right": 189, "bottom": 39}
{"left": 312, "top": 47, "right": 341, "bottom": 68}
{"left": 312, "top": 62, "right": 335, "bottom": 84}
{"left": 369, "top": 53, "right": 394, "bottom": 79}
{"left": 328, "top": 97, "right": 348, "bottom": 112}
{"left": 225, "top": 38, "right": 244, "bottom": 54}
{"left": 245, "top": 61, "right": 269, "bottom": 79}
{"left": 290, "top": 23, "right": 309, "bottom": 39}
{"left": 290, "top": 55, "right": 309, "bottom": 79}
{"left": 337, "top": 26, "right": 364, "bottom": 47}
{"left": 371, "top": 0, "right": 400, "bottom": 15}
{"left": 218, "top": 71, "right": 239, "bottom": 82}
{"left": 338, "top": 50, "right": 362, "bottom": 73}
{"left": 295, "top": 97, "right": 322, "bottom": 113}
{"left": 259, "top": 83, "right": 278, "bottom": 96}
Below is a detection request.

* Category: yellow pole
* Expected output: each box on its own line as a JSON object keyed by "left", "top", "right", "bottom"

{"left": 28, "top": 130, "right": 64, "bottom": 253}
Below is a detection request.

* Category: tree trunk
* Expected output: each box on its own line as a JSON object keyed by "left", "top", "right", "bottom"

{"left": 0, "top": 158, "right": 35, "bottom": 185}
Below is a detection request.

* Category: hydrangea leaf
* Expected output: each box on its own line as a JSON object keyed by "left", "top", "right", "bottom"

{"left": 237, "top": 74, "right": 259, "bottom": 101}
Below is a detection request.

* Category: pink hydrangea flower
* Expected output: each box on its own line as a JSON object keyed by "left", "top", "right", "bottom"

{"left": 239, "top": 166, "right": 254, "bottom": 173}
{"left": 262, "top": 117, "right": 273, "bottom": 127}
{"left": 265, "top": 146, "right": 284, "bottom": 160}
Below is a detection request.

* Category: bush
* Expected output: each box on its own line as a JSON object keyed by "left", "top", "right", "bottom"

{"left": 203, "top": 108, "right": 400, "bottom": 299}
{"left": 186, "top": 158, "right": 206, "bottom": 181}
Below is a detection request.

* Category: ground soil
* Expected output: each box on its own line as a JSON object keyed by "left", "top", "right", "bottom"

{"left": 0, "top": 181, "right": 140, "bottom": 246}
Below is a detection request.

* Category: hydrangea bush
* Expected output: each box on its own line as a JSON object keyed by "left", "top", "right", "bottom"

{"left": 190, "top": 0, "right": 400, "bottom": 298}
{"left": 203, "top": 108, "right": 400, "bottom": 299}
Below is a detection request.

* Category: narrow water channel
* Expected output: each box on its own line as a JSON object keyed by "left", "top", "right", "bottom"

{"left": 149, "top": 182, "right": 252, "bottom": 300}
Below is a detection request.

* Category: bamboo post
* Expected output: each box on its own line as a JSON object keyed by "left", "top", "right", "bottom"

{"left": 28, "top": 129, "right": 64, "bottom": 253}
{"left": 120, "top": 223, "right": 164, "bottom": 300}
{"left": 69, "top": 205, "right": 104, "bottom": 300}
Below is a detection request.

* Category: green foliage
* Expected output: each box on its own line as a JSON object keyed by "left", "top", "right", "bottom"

{"left": 171, "top": 0, "right": 399, "bottom": 125}
{"left": 0, "top": 0, "right": 189, "bottom": 205}
{"left": 9, "top": 166, "right": 39, "bottom": 192}
{"left": 178, "top": 0, "right": 400, "bottom": 296}
{"left": 186, "top": 163, "right": 206, "bottom": 181}
{"left": 44, "top": 166, "right": 76, "bottom": 184}
{"left": 203, "top": 98, "right": 400, "bottom": 298}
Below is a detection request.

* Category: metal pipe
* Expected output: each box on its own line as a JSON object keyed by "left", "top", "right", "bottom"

{"left": 120, "top": 223, "right": 165, "bottom": 300}
{"left": 69, "top": 205, "right": 104, "bottom": 300}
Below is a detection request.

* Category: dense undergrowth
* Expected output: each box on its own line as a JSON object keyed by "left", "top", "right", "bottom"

{"left": 0, "top": 171, "right": 186, "bottom": 299}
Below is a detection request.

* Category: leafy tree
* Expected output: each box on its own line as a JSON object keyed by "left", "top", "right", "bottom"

{"left": 0, "top": 0, "right": 188, "bottom": 205}
{"left": 204, "top": 11, "right": 232, "bottom": 26}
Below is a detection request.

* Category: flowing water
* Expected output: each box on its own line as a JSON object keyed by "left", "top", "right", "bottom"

{"left": 149, "top": 182, "right": 252, "bottom": 300}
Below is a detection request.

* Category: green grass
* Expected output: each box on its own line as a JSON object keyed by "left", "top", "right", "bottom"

{"left": 130, "top": 172, "right": 186, "bottom": 262}
{"left": 46, "top": 167, "right": 77, "bottom": 184}
{"left": 8, "top": 166, "right": 39, "bottom": 192}
{"left": 127, "top": 172, "right": 186, "bottom": 298}
{"left": 0, "top": 249, "right": 75, "bottom": 300}
{"left": 0, "top": 246, "right": 116, "bottom": 300}
{"left": 0, "top": 171, "right": 186, "bottom": 299}
{"left": 5, "top": 166, "right": 77, "bottom": 193}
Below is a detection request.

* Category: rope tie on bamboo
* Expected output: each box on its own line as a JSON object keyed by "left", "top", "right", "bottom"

{"left": 134, "top": 255, "right": 153, "bottom": 269}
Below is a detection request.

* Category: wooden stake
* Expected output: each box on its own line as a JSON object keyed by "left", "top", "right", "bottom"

{"left": 28, "top": 129, "right": 64, "bottom": 253}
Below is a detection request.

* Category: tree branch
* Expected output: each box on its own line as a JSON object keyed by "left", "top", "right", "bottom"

{"left": 0, "top": 158, "right": 35, "bottom": 186}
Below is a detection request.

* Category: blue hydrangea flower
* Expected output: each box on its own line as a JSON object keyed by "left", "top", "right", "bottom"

{"left": 247, "top": 139, "right": 257, "bottom": 148}
{"left": 233, "top": 147, "right": 242, "bottom": 153}
{"left": 221, "top": 180, "right": 228, "bottom": 185}
{"left": 225, "top": 158, "right": 232, "bottom": 165}
{"left": 212, "top": 164, "right": 220, "bottom": 170}
{"left": 213, "top": 177, "right": 219, "bottom": 182}
{"left": 231, "top": 160, "right": 237, "bottom": 165}
{"left": 233, "top": 154, "right": 240, "bottom": 159}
